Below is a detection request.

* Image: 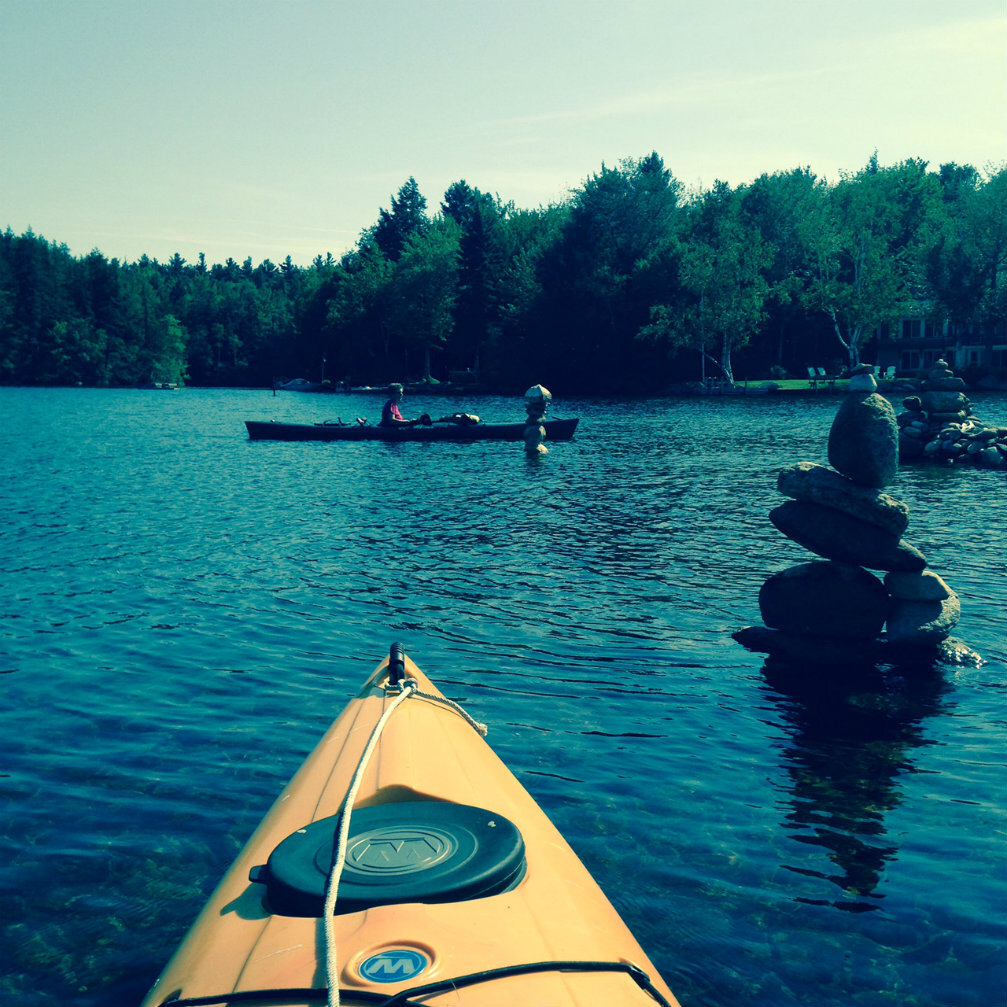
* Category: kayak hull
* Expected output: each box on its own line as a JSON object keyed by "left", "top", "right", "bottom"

{"left": 244, "top": 418, "right": 579, "bottom": 442}
{"left": 141, "top": 652, "right": 678, "bottom": 1007}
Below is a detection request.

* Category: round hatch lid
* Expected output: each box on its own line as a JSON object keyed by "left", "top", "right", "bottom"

{"left": 258, "top": 801, "right": 526, "bottom": 916}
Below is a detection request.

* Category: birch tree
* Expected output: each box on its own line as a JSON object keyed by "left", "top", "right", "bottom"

{"left": 640, "top": 181, "right": 772, "bottom": 384}
{"left": 801, "top": 156, "right": 943, "bottom": 368}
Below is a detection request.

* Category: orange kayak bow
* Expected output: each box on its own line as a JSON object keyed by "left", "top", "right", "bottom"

{"left": 141, "top": 645, "right": 680, "bottom": 1007}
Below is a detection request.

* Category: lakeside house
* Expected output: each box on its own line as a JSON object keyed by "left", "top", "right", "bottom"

{"left": 877, "top": 303, "right": 1007, "bottom": 378}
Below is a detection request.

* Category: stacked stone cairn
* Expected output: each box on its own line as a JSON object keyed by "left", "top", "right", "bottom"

{"left": 897, "top": 359, "right": 1007, "bottom": 469}
{"left": 523, "top": 383, "right": 551, "bottom": 455}
{"left": 735, "top": 367, "right": 962, "bottom": 665}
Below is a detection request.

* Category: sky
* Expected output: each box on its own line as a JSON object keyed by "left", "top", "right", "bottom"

{"left": 2, "top": 0, "right": 1004, "bottom": 268}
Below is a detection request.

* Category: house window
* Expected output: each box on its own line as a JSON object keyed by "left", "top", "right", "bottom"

{"left": 953, "top": 345, "right": 982, "bottom": 368}
{"left": 901, "top": 349, "right": 921, "bottom": 371}
{"left": 992, "top": 346, "right": 1007, "bottom": 369}
{"left": 902, "top": 319, "right": 922, "bottom": 340}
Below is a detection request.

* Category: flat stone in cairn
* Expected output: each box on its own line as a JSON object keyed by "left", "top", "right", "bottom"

{"left": 828, "top": 392, "right": 899, "bottom": 487}
{"left": 921, "top": 390, "right": 969, "bottom": 414}
{"left": 927, "top": 376, "right": 967, "bottom": 392}
{"left": 732, "top": 625, "right": 881, "bottom": 665}
{"left": 928, "top": 410, "right": 969, "bottom": 424}
{"left": 777, "top": 461, "right": 909, "bottom": 536}
{"left": 759, "top": 561, "right": 888, "bottom": 639}
{"left": 847, "top": 367, "right": 878, "bottom": 393}
{"left": 770, "top": 500, "right": 926, "bottom": 571}
{"left": 886, "top": 594, "right": 961, "bottom": 645}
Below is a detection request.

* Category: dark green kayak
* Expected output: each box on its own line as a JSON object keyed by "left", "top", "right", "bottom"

{"left": 244, "top": 418, "right": 579, "bottom": 442}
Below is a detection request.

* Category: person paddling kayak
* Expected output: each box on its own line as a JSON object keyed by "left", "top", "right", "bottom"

{"left": 380, "top": 382, "right": 430, "bottom": 427}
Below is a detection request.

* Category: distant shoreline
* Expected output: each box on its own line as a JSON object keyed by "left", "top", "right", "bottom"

{"left": 4, "top": 379, "right": 1006, "bottom": 397}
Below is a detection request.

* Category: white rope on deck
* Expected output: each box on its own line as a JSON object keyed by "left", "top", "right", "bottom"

{"left": 323, "top": 676, "right": 487, "bottom": 1007}
{"left": 410, "top": 686, "right": 488, "bottom": 738}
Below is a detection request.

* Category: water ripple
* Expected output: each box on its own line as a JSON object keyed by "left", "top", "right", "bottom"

{"left": 0, "top": 387, "right": 1004, "bottom": 1007}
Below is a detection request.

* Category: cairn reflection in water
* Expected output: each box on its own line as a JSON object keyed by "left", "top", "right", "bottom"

{"left": 763, "top": 661, "right": 951, "bottom": 912}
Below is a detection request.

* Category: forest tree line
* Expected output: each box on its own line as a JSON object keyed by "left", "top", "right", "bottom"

{"left": 1, "top": 153, "right": 1004, "bottom": 393}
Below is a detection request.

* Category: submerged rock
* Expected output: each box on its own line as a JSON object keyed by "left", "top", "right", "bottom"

{"left": 931, "top": 636, "right": 983, "bottom": 666}
{"left": 733, "top": 625, "right": 881, "bottom": 666}
{"left": 735, "top": 626, "right": 982, "bottom": 669}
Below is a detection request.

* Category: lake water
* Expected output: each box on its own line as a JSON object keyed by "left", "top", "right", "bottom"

{"left": 1, "top": 386, "right": 1004, "bottom": 1007}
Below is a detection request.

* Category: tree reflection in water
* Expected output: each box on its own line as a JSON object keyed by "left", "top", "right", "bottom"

{"left": 762, "top": 658, "right": 952, "bottom": 912}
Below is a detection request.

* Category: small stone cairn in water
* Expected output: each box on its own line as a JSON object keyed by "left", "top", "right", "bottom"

{"left": 897, "top": 359, "right": 1007, "bottom": 469}
{"left": 523, "top": 384, "right": 551, "bottom": 455}
{"left": 735, "top": 366, "right": 962, "bottom": 665}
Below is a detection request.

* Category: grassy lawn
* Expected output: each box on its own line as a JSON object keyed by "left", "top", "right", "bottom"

{"left": 747, "top": 377, "right": 849, "bottom": 391}
{"left": 743, "top": 377, "right": 918, "bottom": 393}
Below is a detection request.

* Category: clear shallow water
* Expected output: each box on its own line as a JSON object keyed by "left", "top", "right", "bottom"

{"left": 1, "top": 386, "right": 1004, "bottom": 1007}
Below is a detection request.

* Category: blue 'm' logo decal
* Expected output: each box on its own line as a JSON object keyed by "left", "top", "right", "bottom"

{"left": 360, "top": 948, "right": 428, "bottom": 983}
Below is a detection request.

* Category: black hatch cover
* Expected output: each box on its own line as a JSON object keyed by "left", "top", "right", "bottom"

{"left": 253, "top": 801, "right": 526, "bottom": 916}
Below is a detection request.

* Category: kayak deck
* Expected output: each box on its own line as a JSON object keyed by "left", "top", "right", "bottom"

{"left": 141, "top": 648, "right": 678, "bottom": 1007}
{"left": 244, "top": 418, "right": 579, "bottom": 442}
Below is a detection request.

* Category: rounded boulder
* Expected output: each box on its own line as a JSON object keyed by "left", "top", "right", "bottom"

{"left": 828, "top": 392, "right": 899, "bottom": 487}
{"left": 884, "top": 570, "right": 954, "bottom": 602}
{"left": 759, "top": 561, "right": 889, "bottom": 640}
{"left": 886, "top": 595, "right": 961, "bottom": 645}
